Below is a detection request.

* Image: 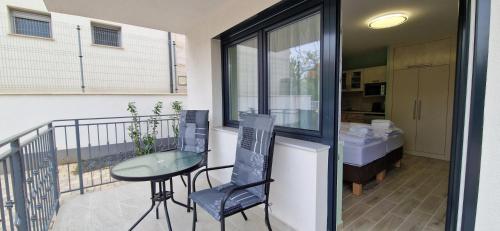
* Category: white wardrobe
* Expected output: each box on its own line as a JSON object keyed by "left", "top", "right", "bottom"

{"left": 389, "top": 38, "right": 455, "bottom": 160}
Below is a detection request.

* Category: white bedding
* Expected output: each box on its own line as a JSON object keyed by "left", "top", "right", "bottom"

{"left": 342, "top": 139, "right": 388, "bottom": 166}
{"left": 386, "top": 133, "right": 405, "bottom": 152}
{"left": 340, "top": 122, "right": 404, "bottom": 167}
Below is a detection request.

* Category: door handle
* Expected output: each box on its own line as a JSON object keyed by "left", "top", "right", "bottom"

{"left": 418, "top": 100, "right": 422, "bottom": 120}
{"left": 413, "top": 100, "right": 417, "bottom": 120}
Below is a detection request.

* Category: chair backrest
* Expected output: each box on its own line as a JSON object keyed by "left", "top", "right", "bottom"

{"left": 177, "top": 110, "right": 209, "bottom": 153}
{"left": 231, "top": 113, "right": 275, "bottom": 200}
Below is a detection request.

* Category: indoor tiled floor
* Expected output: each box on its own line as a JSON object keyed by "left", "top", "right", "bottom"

{"left": 51, "top": 176, "right": 293, "bottom": 231}
{"left": 342, "top": 154, "right": 449, "bottom": 231}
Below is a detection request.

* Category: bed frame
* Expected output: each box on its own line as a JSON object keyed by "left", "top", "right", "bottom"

{"left": 343, "top": 147, "right": 404, "bottom": 196}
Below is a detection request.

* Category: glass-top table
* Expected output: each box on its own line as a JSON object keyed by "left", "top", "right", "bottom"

{"left": 111, "top": 150, "right": 204, "bottom": 231}
{"left": 111, "top": 150, "right": 204, "bottom": 181}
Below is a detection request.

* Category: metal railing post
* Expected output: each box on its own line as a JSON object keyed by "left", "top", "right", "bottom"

{"left": 75, "top": 120, "right": 85, "bottom": 194}
{"left": 10, "top": 139, "right": 29, "bottom": 231}
{"left": 48, "top": 123, "right": 60, "bottom": 211}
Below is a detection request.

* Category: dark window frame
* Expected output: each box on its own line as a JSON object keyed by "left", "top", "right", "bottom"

{"left": 222, "top": 32, "right": 260, "bottom": 128}
{"left": 221, "top": 4, "right": 325, "bottom": 142}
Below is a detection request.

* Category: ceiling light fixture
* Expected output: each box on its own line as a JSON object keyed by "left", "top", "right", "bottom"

{"left": 368, "top": 13, "right": 408, "bottom": 29}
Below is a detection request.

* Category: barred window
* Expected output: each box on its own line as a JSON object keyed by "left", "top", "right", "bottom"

{"left": 10, "top": 10, "right": 52, "bottom": 38}
{"left": 92, "top": 23, "right": 121, "bottom": 47}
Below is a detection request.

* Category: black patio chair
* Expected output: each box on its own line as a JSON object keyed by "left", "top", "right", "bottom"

{"left": 155, "top": 110, "right": 213, "bottom": 217}
{"left": 191, "top": 113, "right": 276, "bottom": 231}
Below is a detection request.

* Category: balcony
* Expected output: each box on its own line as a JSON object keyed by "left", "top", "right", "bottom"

{"left": 53, "top": 176, "right": 291, "bottom": 230}
{"left": 0, "top": 115, "right": 303, "bottom": 231}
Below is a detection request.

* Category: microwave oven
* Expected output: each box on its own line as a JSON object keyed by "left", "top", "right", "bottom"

{"left": 364, "top": 82, "right": 386, "bottom": 97}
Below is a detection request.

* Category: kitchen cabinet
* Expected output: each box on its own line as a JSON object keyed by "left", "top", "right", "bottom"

{"left": 342, "top": 70, "right": 363, "bottom": 92}
{"left": 343, "top": 66, "right": 386, "bottom": 92}
{"left": 391, "top": 65, "right": 450, "bottom": 156}
{"left": 350, "top": 70, "right": 363, "bottom": 91}
{"left": 362, "top": 66, "right": 386, "bottom": 84}
{"left": 393, "top": 38, "right": 452, "bottom": 70}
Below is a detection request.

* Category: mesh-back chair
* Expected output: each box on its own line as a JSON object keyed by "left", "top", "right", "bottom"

{"left": 163, "top": 110, "right": 212, "bottom": 214}
{"left": 191, "top": 113, "right": 276, "bottom": 231}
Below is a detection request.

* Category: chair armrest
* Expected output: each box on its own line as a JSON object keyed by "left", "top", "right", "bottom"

{"left": 220, "top": 179, "right": 275, "bottom": 216}
{"left": 192, "top": 165, "right": 234, "bottom": 192}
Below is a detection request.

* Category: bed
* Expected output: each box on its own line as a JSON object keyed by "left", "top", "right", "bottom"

{"left": 341, "top": 123, "right": 404, "bottom": 196}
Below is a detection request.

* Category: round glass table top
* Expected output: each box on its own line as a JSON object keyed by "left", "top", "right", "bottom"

{"left": 111, "top": 150, "right": 204, "bottom": 181}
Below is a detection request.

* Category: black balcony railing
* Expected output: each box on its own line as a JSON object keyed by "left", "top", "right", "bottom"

{"left": 0, "top": 114, "right": 179, "bottom": 231}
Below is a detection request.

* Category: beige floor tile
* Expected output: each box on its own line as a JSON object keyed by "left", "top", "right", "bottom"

{"left": 425, "top": 200, "right": 447, "bottom": 231}
{"left": 396, "top": 211, "right": 431, "bottom": 231}
{"left": 343, "top": 203, "right": 372, "bottom": 226}
{"left": 371, "top": 214, "right": 405, "bottom": 231}
{"left": 363, "top": 189, "right": 391, "bottom": 206}
{"left": 391, "top": 197, "right": 420, "bottom": 218}
{"left": 386, "top": 186, "right": 412, "bottom": 204}
{"left": 344, "top": 217, "right": 375, "bottom": 231}
{"left": 340, "top": 155, "right": 450, "bottom": 231}
{"left": 52, "top": 177, "right": 292, "bottom": 231}
{"left": 364, "top": 199, "right": 397, "bottom": 222}
{"left": 417, "top": 195, "right": 445, "bottom": 215}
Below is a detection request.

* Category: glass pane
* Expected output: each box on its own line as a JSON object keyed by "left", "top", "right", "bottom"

{"left": 228, "top": 37, "right": 258, "bottom": 121}
{"left": 14, "top": 17, "right": 51, "bottom": 38}
{"left": 268, "top": 13, "right": 321, "bottom": 130}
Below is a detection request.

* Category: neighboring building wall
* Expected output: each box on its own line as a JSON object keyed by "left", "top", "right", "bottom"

{"left": 0, "top": 0, "right": 188, "bottom": 140}
{"left": 0, "top": 94, "right": 187, "bottom": 142}
{"left": 0, "top": 0, "right": 180, "bottom": 94}
{"left": 475, "top": 0, "right": 500, "bottom": 229}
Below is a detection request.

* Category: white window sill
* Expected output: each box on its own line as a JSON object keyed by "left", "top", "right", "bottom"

{"left": 8, "top": 33, "right": 54, "bottom": 41}
{"left": 213, "top": 126, "right": 330, "bottom": 153}
{"left": 91, "top": 43, "right": 124, "bottom": 49}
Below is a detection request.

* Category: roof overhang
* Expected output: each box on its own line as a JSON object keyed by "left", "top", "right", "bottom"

{"left": 43, "top": 0, "right": 270, "bottom": 34}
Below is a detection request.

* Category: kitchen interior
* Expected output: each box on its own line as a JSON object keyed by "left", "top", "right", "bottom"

{"left": 341, "top": 60, "right": 387, "bottom": 124}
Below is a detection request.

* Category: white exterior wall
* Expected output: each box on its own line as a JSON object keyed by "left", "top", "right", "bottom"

{"left": 185, "top": 1, "right": 330, "bottom": 230}
{"left": 0, "top": 0, "right": 188, "bottom": 141}
{"left": 0, "top": 94, "right": 187, "bottom": 141}
{"left": 211, "top": 128, "right": 329, "bottom": 231}
{"left": 475, "top": 0, "right": 500, "bottom": 229}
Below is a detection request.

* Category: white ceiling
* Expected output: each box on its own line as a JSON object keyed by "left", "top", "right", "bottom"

{"left": 42, "top": 0, "right": 276, "bottom": 34}
{"left": 43, "top": 0, "right": 459, "bottom": 56}
{"left": 342, "top": 0, "right": 459, "bottom": 56}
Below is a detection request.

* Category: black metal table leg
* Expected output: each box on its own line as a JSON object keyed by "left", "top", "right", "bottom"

{"left": 161, "top": 180, "right": 173, "bottom": 231}
{"left": 128, "top": 182, "right": 157, "bottom": 231}
{"left": 128, "top": 177, "right": 195, "bottom": 230}
{"left": 187, "top": 173, "right": 191, "bottom": 212}
{"left": 170, "top": 178, "right": 193, "bottom": 210}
